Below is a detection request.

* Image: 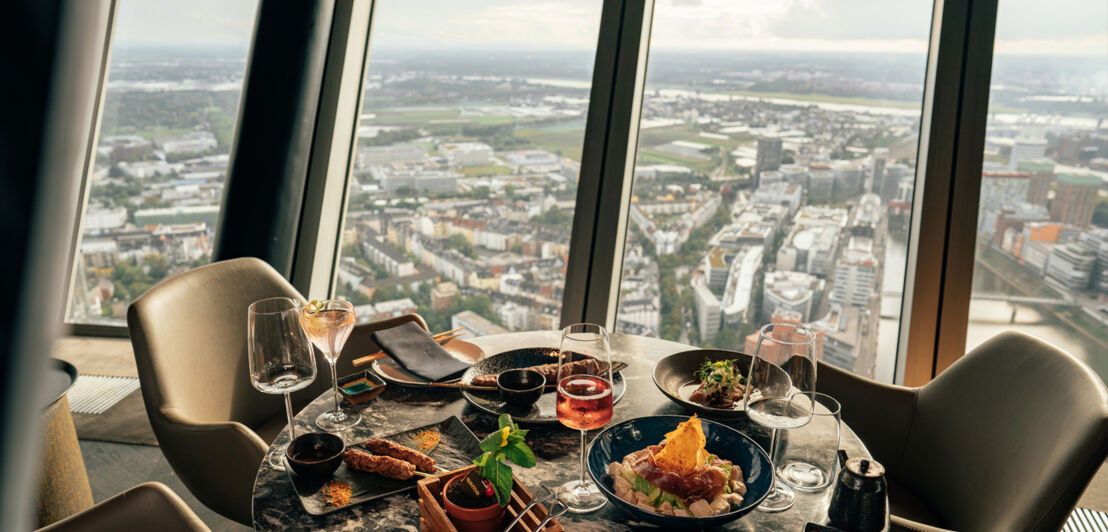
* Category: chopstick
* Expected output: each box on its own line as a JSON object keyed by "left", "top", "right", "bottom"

{"left": 352, "top": 329, "right": 466, "bottom": 367}
{"left": 426, "top": 381, "right": 497, "bottom": 392}
{"left": 418, "top": 361, "right": 631, "bottom": 393}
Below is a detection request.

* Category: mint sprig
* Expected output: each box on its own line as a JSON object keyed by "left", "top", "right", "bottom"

{"left": 473, "top": 414, "right": 535, "bottom": 507}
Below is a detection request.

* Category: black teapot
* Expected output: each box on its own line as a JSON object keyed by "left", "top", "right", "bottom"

{"left": 827, "top": 452, "right": 888, "bottom": 531}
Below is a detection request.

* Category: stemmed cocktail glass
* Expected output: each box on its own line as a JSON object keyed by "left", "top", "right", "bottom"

{"left": 555, "top": 323, "right": 614, "bottom": 513}
{"left": 299, "top": 299, "right": 359, "bottom": 432}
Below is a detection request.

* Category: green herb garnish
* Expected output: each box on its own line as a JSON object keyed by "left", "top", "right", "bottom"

{"left": 696, "top": 358, "right": 746, "bottom": 399}
{"left": 472, "top": 414, "right": 535, "bottom": 507}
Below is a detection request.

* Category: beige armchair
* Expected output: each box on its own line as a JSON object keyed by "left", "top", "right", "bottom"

{"left": 36, "top": 482, "right": 208, "bottom": 532}
{"left": 818, "top": 331, "right": 1108, "bottom": 531}
{"left": 128, "top": 257, "right": 427, "bottom": 525}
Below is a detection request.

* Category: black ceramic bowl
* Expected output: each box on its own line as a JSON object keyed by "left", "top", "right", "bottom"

{"left": 653, "top": 349, "right": 753, "bottom": 419}
{"left": 587, "top": 416, "right": 772, "bottom": 527}
{"left": 496, "top": 369, "right": 546, "bottom": 409}
{"left": 286, "top": 432, "right": 345, "bottom": 481}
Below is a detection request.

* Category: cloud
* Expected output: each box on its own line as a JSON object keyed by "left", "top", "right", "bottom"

{"left": 112, "top": 0, "right": 1108, "bottom": 56}
{"left": 113, "top": 0, "right": 257, "bottom": 46}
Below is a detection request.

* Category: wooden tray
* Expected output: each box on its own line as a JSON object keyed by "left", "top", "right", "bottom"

{"left": 417, "top": 465, "right": 564, "bottom": 532}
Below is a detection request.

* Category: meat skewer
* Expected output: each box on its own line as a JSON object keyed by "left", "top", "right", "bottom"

{"left": 343, "top": 448, "right": 415, "bottom": 480}
{"left": 362, "top": 438, "right": 436, "bottom": 473}
{"left": 471, "top": 358, "right": 615, "bottom": 387}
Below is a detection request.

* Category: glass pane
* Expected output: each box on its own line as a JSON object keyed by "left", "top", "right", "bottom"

{"left": 966, "top": 1, "right": 1108, "bottom": 378}
{"left": 66, "top": 0, "right": 258, "bottom": 325}
{"left": 616, "top": 0, "right": 934, "bottom": 382}
{"left": 333, "top": 1, "right": 603, "bottom": 335}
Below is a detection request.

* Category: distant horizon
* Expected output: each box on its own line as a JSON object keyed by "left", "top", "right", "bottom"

{"left": 112, "top": 41, "right": 1108, "bottom": 59}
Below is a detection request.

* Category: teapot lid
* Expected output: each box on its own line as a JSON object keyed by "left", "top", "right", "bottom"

{"left": 845, "top": 458, "right": 885, "bottom": 478}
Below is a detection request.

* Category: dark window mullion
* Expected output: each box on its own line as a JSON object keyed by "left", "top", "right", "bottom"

{"left": 564, "top": 0, "right": 655, "bottom": 328}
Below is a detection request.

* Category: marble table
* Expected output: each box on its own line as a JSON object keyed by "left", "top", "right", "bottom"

{"left": 252, "top": 331, "right": 881, "bottom": 531}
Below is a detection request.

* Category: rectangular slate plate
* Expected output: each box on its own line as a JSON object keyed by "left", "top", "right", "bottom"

{"left": 288, "top": 415, "right": 482, "bottom": 515}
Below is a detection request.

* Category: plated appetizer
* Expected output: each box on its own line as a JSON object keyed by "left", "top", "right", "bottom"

{"left": 689, "top": 359, "right": 746, "bottom": 409}
{"left": 607, "top": 415, "right": 747, "bottom": 518}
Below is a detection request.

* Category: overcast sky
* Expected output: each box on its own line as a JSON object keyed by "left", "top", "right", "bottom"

{"left": 113, "top": 0, "right": 1106, "bottom": 55}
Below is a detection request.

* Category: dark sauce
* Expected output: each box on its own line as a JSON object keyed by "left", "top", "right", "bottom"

{"left": 291, "top": 444, "right": 337, "bottom": 463}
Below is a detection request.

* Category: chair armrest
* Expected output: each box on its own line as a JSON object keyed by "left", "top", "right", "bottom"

{"left": 37, "top": 482, "right": 209, "bottom": 532}
{"left": 817, "top": 362, "right": 917, "bottom": 472}
{"left": 156, "top": 407, "right": 266, "bottom": 525}
{"left": 890, "top": 515, "right": 956, "bottom": 532}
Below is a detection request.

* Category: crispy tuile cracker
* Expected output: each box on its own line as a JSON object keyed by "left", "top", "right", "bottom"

{"left": 653, "top": 414, "right": 707, "bottom": 475}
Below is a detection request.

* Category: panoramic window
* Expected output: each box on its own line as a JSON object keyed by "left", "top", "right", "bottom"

{"left": 615, "top": 0, "right": 934, "bottom": 382}
{"left": 332, "top": 0, "right": 603, "bottom": 334}
{"left": 965, "top": 0, "right": 1107, "bottom": 378}
{"left": 65, "top": 0, "right": 258, "bottom": 326}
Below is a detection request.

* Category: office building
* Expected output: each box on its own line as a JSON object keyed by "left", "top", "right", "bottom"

{"left": 980, "top": 171, "right": 1031, "bottom": 212}
{"left": 750, "top": 182, "right": 803, "bottom": 217}
{"left": 452, "top": 309, "right": 509, "bottom": 337}
{"left": 1078, "top": 228, "right": 1108, "bottom": 293}
{"left": 357, "top": 144, "right": 428, "bottom": 168}
{"left": 1018, "top": 159, "right": 1055, "bottom": 206}
{"left": 1045, "top": 241, "right": 1096, "bottom": 292}
{"left": 693, "top": 276, "right": 722, "bottom": 343}
{"left": 439, "top": 142, "right": 495, "bottom": 167}
{"left": 871, "top": 148, "right": 888, "bottom": 193}
{"left": 703, "top": 246, "right": 730, "bottom": 292}
{"left": 763, "top": 270, "right": 824, "bottom": 321}
{"left": 831, "top": 237, "right": 879, "bottom": 307}
{"left": 1051, "top": 173, "right": 1100, "bottom": 228}
{"left": 1009, "top": 137, "right": 1048, "bottom": 170}
{"left": 756, "top": 136, "right": 782, "bottom": 179}
{"left": 720, "top": 246, "right": 764, "bottom": 327}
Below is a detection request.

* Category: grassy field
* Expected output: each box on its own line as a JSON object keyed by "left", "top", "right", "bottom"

{"left": 462, "top": 165, "right": 513, "bottom": 177}
{"left": 638, "top": 125, "right": 753, "bottom": 150}
{"left": 466, "top": 114, "right": 517, "bottom": 125}
{"left": 515, "top": 127, "right": 585, "bottom": 161}
{"left": 637, "top": 149, "right": 716, "bottom": 172}
{"left": 366, "top": 108, "right": 460, "bottom": 125}
{"left": 725, "top": 90, "right": 920, "bottom": 110}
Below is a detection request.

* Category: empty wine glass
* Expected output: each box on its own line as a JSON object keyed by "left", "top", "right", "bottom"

{"left": 299, "top": 299, "right": 359, "bottom": 432}
{"left": 555, "top": 323, "right": 614, "bottom": 514}
{"left": 248, "top": 297, "right": 317, "bottom": 471}
{"left": 744, "top": 322, "right": 817, "bottom": 512}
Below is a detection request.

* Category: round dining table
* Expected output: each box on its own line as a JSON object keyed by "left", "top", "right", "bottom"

{"left": 252, "top": 331, "right": 884, "bottom": 531}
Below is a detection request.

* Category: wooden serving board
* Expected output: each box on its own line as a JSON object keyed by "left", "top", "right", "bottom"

{"left": 417, "top": 465, "right": 564, "bottom": 532}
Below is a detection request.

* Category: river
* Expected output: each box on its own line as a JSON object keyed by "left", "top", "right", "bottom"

{"left": 878, "top": 235, "right": 1107, "bottom": 384}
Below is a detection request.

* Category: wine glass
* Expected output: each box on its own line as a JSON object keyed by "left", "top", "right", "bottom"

{"left": 248, "top": 297, "right": 317, "bottom": 471}
{"left": 555, "top": 323, "right": 615, "bottom": 514}
{"left": 299, "top": 299, "right": 359, "bottom": 432}
{"left": 744, "top": 322, "right": 817, "bottom": 513}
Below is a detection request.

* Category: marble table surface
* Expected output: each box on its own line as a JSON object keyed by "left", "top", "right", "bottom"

{"left": 252, "top": 331, "right": 881, "bottom": 531}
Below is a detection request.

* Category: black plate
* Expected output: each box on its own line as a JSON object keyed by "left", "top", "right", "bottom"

{"left": 652, "top": 349, "right": 753, "bottom": 420}
{"left": 288, "top": 416, "right": 481, "bottom": 515}
{"left": 459, "top": 347, "right": 626, "bottom": 424}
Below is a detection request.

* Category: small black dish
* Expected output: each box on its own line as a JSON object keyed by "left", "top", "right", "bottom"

{"left": 286, "top": 432, "right": 345, "bottom": 481}
{"left": 338, "top": 370, "right": 387, "bottom": 405}
{"left": 496, "top": 369, "right": 546, "bottom": 410}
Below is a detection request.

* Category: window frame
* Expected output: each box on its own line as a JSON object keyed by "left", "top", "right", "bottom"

{"left": 62, "top": 0, "right": 122, "bottom": 338}
{"left": 64, "top": 0, "right": 1012, "bottom": 387}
